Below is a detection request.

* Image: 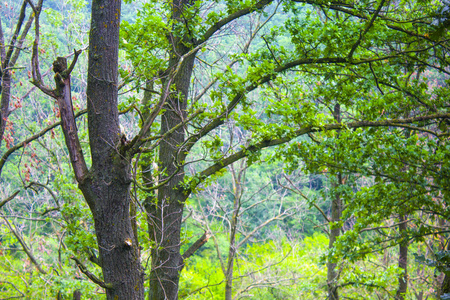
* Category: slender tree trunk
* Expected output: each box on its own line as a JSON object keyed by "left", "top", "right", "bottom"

{"left": 0, "top": 69, "right": 10, "bottom": 145}
{"left": 327, "top": 104, "right": 342, "bottom": 300}
{"left": 225, "top": 164, "right": 244, "bottom": 300}
{"left": 396, "top": 214, "right": 408, "bottom": 300}
{"left": 225, "top": 206, "right": 238, "bottom": 300}
{"left": 327, "top": 173, "right": 342, "bottom": 300}
{"left": 148, "top": 60, "right": 195, "bottom": 299}
{"left": 148, "top": 1, "right": 196, "bottom": 298}
{"left": 0, "top": 0, "right": 34, "bottom": 150}
{"left": 439, "top": 241, "right": 450, "bottom": 297}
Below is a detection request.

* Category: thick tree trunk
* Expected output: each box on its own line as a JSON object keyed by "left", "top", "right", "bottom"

{"left": 29, "top": 1, "right": 144, "bottom": 296}
{"left": 395, "top": 214, "right": 408, "bottom": 300}
{"left": 81, "top": 179, "right": 144, "bottom": 299}
{"left": 80, "top": 0, "right": 144, "bottom": 298}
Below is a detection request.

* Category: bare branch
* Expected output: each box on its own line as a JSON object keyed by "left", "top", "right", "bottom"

{"left": 2, "top": 216, "right": 47, "bottom": 274}
{"left": 63, "top": 49, "right": 83, "bottom": 77}
{"left": 281, "top": 174, "right": 330, "bottom": 222}
{"left": 198, "top": 0, "right": 273, "bottom": 44}
{"left": 30, "top": 1, "right": 55, "bottom": 97}
{"left": 181, "top": 231, "right": 211, "bottom": 261}
{"left": 71, "top": 256, "right": 113, "bottom": 289}
{"left": 2, "top": 0, "right": 27, "bottom": 68}
{"left": 0, "top": 281, "right": 25, "bottom": 299}
{"left": 10, "top": 7, "right": 35, "bottom": 67}
{"left": 0, "top": 109, "right": 87, "bottom": 175}
{"left": 0, "top": 190, "right": 20, "bottom": 210}
{"left": 52, "top": 54, "right": 89, "bottom": 183}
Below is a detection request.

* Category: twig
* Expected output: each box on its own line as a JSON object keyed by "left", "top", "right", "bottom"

{"left": 0, "top": 190, "right": 20, "bottom": 210}
{"left": 2, "top": 215, "right": 47, "bottom": 274}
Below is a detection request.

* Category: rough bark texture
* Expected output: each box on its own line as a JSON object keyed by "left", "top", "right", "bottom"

{"left": 395, "top": 214, "right": 408, "bottom": 300}
{"left": 148, "top": 1, "right": 196, "bottom": 298}
{"left": 78, "top": 0, "right": 144, "bottom": 298}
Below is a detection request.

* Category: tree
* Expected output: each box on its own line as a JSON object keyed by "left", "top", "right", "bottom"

{"left": 125, "top": 0, "right": 450, "bottom": 297}
{"left": 3, "top": 0, "right": 450, "bottom": 299}
{"left": 29, "top": 0, "right": 145, "bottom": 298}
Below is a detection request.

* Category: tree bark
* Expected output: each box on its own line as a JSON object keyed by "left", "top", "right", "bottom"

{"left": 327, "top": 174, "right": 342, "bottom": 300}
{"left": 327, "top": 104, "right": 342, "bottom": 300}
{"left": 224, "top": 163, "right": 245, "bottom": 300}
{"left": 72, "top": 290, "right": 81, "bottom": 300}
{"left": 0, "top": 68, "right": 11, "bottom": 145}
{"left": 439, "top": 241, "right": 450, "bottom": 297}
{"left": 0, "top": 0, "right": 35, "bottom": 150}
{"left": 148, "top": 1, "right": 196, "bottom": 298}
{"left": 80, "top": 0, "right": 144, "bottom": 298}
{"left": 395, "top": 214, "right": 408, "bottom": 300}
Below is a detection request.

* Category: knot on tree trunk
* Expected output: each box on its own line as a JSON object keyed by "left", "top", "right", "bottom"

{"left": 53, "top": 57, "right": 67, "bottom": 74}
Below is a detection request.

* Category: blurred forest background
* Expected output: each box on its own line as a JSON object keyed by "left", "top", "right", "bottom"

{"left": 1, "top": 0, "right": 450, "bottom": 299}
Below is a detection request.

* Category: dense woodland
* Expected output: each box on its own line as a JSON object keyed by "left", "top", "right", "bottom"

{"left": 1, "top": 0, "right": 450, "bottom": 299}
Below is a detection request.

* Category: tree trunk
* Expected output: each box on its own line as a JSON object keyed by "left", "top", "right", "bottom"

{"left": 72, "top": 290, "right": 81, "bottom": 300}
{"left": 148, "top": 57, "right": 196, "bottom": 300}
{"left": 0, "top": 0, "right": 35, "bottom": 151}
{"left": 148, "top": 1, "right": 196, "bottom": 297}
{"left": 327, "top": 175, "right": 341, "bottom": 300}
{"left": 30, "top": 1, "right": 144, "bottom": 296}
{"left": 395, "top": 214, "right": 408, "bottom": 300}
{"left": 225, "top": 164, "right": 244, "bottom": 300}
{"left": 439, "top": 241, "right": 450, "bottom": 297}
{"left": 327, "top": 104, "right": 342, "bottom": 300}
{"left": 79, "top": 0, "right": 144, "bottom": 298}
{"left": 0, "top": 68, "right": 11, "bottom": 146}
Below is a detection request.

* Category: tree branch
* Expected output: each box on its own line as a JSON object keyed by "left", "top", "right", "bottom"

{"left": 52, "top": 54, "right": 89, "bottom": 183}
{"left": 70, "top": 256, "right": 112, "bottom": 289}
{"left": 9, "top": 6, "right": 35, "bottom": 67}
{"left": 181, "top": 231, "right": 211, "bottom": 262}
{"left": 347, "top": 0, "right": 386, "bottom": 59}
{"left": 0, "top": 281, "right": 25, "bottom": 299}
{"left": 280, "top": 174, "right": 330, "bottom": 222}
{"left": 182, "top": 52, "right": 410, "bottom": 160}
{"left": 29, "top": 0, "right": 55, "bottom": 98}
{"left": 0, "top": 190, "right": 20, "bottom": 210}
{"left": 2, "top": 0, "right": 27, "bottom": 68}
{"left": 188, "top": 112, "right": 450, "bottom": 193}
{"left": 198, "top": 0, "right": 273, "bottom": 44}
{"left": 0, "top": 109, "right": 87, "bottom": 175}
{"left": 2, "top": 216, "right": 47, "bottom": 274}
